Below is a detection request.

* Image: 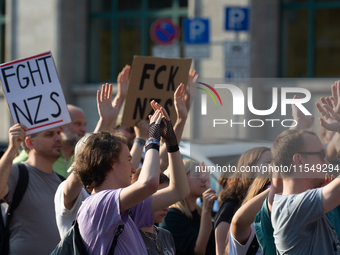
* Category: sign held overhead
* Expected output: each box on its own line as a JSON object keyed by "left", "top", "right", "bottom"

{"left": 0, "top": 51, "right": 71, "bottom": 134}
{"left": 122, "top": 56, "right": 192, "bottom": 127}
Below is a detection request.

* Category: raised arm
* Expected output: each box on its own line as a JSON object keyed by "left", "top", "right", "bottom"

{"left": 130, "top": 120, "right": 148, "bottom": 169}
{"left": 194, "top": 188, "right": 217, "bottom": 255}
{"left": 231, "top": 189, "right": 269, "bottom": 244}
{"left": 289, "top": 95, "right": 314, "bottom": 130}
{"left": 325, "top": 132, "right": 340, "bottom": 162}
{"left": 151, "top": 100, "right": 190, "bottom": 212}
{"left": 160, "top": 83, "right": 188, "bottom": 171}
{"left": 94, "top": 65, "right": 130, "bottom": 133}
{"left": 314, "top": 84, "right": 340, "bottom": 214}
{"left": 119, "top": 105, "right": 164, "bottom": 212}
{"left": 185, "top": 69, "right": 199, "bottom": 112}
{"left": 317, "top": 82, "right": 340, "bottom": 161}
{"left": 64, "top": 83, "right": 122, "bottom": 209}
{"left": 0, "top": 124, "right": 26, "bottom": 201}
{"left": 316, "top": 81, "right": 340, "bottom": 133}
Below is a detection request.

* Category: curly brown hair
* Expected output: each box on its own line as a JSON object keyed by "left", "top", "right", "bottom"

{"left": 218, "top": 147, "right": 270, "bottom": 206}
{"left": 73, "top": 132, "right": 127, "bottom": 192}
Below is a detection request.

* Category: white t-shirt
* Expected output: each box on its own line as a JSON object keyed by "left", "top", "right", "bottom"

{"left": 54, "top": 180, "right": 89, "bottom": 238}
{"left": 228, "top": 223, "right": 262, "bottom": 255}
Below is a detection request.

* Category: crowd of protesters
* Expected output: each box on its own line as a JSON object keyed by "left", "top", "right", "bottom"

{"left": 1, "top": 63, "right": 340, "bottom": 255}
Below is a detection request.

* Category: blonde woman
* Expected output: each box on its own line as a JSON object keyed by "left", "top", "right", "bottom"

{"left": 214, "top": 147, "right": 271, "bottom": 255}
{"left": 160, "top": 159, "right": 217, "bottom": 255}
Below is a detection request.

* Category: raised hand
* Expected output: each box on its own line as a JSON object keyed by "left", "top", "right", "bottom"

{"left": 290, "top": 95, "right": 314, "bottom": 130}
{"left": 150, "top": 100, "right": 170, "bottom": 121}
{"left": 323, "top": 173, "right": 335, "bottom": 187}
{"left": 316, "top": 102, "right": 340, "bottom": 132}
{"left": 97, "top": 83, "right": 116, "bottom": 119}
{"left": 95, "top": 83, "right": 120, "bottom": 132}
{"left": 185, "top": 69, "right": 199, "bottom": 111}
{"left": 134, "top": 120, "right": 148, "bottom": 140}
{"left": 202, "top": 188, "right": 217, "bottom": 213}
{"left": 174, "top": 83, "right": 187, "bottom": 120}
{"left": 117, "top": 65, "right": 131, "bottom": 98}
{"left": 150, "top": 100, "right": 178, "bottom": 152}
{"left": 146, "top": 109, "right": 162, "bottom": 152}
{"left": 8, "top": 124, "right": 26, "bottom": 152}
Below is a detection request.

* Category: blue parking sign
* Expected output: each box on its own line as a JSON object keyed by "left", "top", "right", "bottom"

{"left": 184, "top": 18, "right": 209, "bottom": 44}
{"left": 225, "top": 7, "right": 250, "bottom": 31}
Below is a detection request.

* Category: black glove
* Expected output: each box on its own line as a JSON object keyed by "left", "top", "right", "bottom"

{"left": 145, "top": 122, "right": 161, "bottom": 153}
{"left": 160, "top": 118, "right": 179, "bottom": 153}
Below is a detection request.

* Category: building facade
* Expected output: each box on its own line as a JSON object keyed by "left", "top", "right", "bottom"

{"left": 0, "top": 0, "right": 339, "bottom": 142}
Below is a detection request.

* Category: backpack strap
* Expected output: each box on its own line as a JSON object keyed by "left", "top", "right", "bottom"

{"left": 73, "top": 210, "right": 132, "bottom": 255}
{"left": 107, "top": 209, "right": 133, "bottom": 255}
{"left": 107, "top": 224, "right": 124, "bottom": 255}
{"left": 73, "top": 220, "right": 88, "bottom": 255}
{"left": 74, "top": 218, "right": 127, "bottom": 255}
{"left": 0, "top": 163, "right": 29, "bottom": 255}
{"left": 0, "top": 205, "right": 7, "bottom": 254}
{"left": 245, "top": 235, "right": 260, "bottom": 255}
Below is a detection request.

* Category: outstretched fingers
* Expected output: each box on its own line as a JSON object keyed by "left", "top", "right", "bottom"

{"left": 149, "top": 109, "right": 162, "bottom": 124}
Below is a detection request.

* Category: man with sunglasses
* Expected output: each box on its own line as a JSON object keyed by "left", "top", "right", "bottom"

{"left": 271, "top": 129, "right": 340, "bottom": 255}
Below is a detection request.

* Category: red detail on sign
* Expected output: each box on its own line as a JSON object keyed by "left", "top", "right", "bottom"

{"left": 27, "top": 119, "right": 63, "bottom": 131}
{"left": 150, "top": 18, "right": 179, "bottom": 45}
{"left": 0, "top": 52, "right": 51, "bottom": 67}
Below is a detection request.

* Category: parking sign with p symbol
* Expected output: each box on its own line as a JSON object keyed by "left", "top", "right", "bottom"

{"left": 184, "top": 18, "right": 210, "bottom": 44}
{"left": 225, "top": 7, "right": 250, "bottom": 31}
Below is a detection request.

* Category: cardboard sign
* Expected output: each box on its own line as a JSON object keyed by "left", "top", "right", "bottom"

{"left": 0, "top": 51, "right": 71, "bottom": 134}
{"left": 122, "top": 56, "right": 192, "bottom": 127}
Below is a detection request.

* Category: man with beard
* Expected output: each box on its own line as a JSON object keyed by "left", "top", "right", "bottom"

{"left": 271, "top": 129, "right": 340, "bottom": 254}
{"left": 13, "top": 104, "right": 87, "bottom": 178}
{"left": 0, "top": 125, "right": 64, "bottom": 255}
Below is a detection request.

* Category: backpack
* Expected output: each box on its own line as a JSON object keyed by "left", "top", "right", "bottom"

{"left": 0, "top": 164, "right": 28, "bottom": 255}
{"left": 0, "top": 163, "right": 65, "bottom": 255}
{"left": 51, "top": 220, "right": 124, "bottom": 255}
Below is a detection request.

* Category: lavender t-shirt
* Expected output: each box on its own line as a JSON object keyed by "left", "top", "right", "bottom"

{"left": 77, "top": 189, "right": 154, "bottom": 255}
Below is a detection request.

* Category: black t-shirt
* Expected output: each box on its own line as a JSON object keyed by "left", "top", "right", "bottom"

{"left": 214, "top": 200, "right": 240, "bottom": 229}
{"left": 160, "top": 208, "right": 216, "bottom": 255}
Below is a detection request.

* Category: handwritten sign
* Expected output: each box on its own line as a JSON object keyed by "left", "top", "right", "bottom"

{"left": 0, "top": 51, "right": 71, "bottom": 134}
{"left": 122, "top": 56, "right": 192, "bottom": 127}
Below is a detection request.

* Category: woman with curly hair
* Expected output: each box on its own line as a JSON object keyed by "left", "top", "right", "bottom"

{"left": 214, "top": 147, "right": 271, "bottom": 255}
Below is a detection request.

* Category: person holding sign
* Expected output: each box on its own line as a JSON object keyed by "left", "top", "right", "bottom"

{"left": 13, "top": 104, "right": 87, "bottom": 178}
{"left": 0, "top": 125, "right": 64, "bottom": 255}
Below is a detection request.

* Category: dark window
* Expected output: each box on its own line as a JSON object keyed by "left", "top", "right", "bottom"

{"left": 88, "top": 0, "right": 188, "bottom": 83}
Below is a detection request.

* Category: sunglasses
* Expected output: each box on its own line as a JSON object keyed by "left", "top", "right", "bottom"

{"left": 297, "top": 150, "right": 326, "bottom": 161}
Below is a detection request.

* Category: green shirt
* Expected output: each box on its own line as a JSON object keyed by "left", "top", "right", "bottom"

{"left": 13, "top": 150, "right": 73, "bottom": 178}
{"left": 254, "top": 197, "right": 276, "bottom": 255}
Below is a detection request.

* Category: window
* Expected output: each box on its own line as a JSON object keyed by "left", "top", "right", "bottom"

{"left": 281, "top": 0, "right": 340, "bottom": 77}
{"left": 0, "top": 0, "right": 5, "bottom": 63}
{"left": 88, "top": 0, "right": 188, "bottom": 83}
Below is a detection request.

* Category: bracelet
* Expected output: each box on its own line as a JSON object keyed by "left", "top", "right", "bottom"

{"left": 145, "top": 138, "right": 160, "bottom": 152}
{"left": 134, "top": 138, "right": 146, "bottom": 148}
{"left": 145, "top": 137, "right": 160, "bottom": 147}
